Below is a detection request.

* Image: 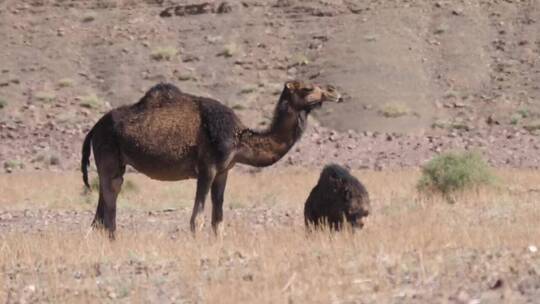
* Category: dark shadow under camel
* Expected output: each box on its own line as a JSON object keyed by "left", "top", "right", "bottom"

{"left": 81, "top": 80, "right": 342, "bottom": 239}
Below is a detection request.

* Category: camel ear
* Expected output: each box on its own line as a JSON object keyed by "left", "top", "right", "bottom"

{"left": 286, "top": 81, "right": 300, "bottom": 91}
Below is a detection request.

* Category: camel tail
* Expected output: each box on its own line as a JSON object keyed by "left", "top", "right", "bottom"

{"left": 81, "top": 126, "right": 94, "bottom": 189}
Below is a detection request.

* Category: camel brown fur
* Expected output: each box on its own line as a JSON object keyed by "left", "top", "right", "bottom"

{"left": 304, "top": 164, "right": 371, "bottom": 231}
{"left": 81, "top": 80, "right": 342, "bottom": 239}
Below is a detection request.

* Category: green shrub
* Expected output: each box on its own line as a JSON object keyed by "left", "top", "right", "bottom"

{"left": 418, "top": 151, "right": 494, "bottom": 195}
{"left": 150, "top": 47, "right": 178, "bottom": 61}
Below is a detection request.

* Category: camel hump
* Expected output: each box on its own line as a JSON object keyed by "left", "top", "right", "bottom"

{"left": 136, "top": 83, "right": 184, "bottom": 107}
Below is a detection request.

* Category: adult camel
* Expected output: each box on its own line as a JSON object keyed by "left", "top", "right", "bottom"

{"left": 81, "top": 80, "right": 342, "bottom": 238}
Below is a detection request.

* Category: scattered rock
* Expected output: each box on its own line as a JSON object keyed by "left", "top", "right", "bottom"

{"left": 160, "top": 2, "right": 232, "bottom": 17}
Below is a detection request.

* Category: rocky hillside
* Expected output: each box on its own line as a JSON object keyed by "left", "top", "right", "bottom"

{"left": 0, "top": 0, "right": 539, "bottom": 172}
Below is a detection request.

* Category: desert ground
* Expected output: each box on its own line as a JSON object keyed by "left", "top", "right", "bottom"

{"left": 1, "top": 169, "right": 540, "bottom": 303}
{"left": 1, "top": 0, "right": 540, "bottom": 303}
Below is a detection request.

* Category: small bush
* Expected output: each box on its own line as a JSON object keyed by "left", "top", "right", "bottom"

{"left": 239, "top": 86, "right": 256, "bottom": 95}
{"left": 380, "top": 102, "right": 409, "bottom": 118}
{"left": 150, "top": 47, "right": 178, "bottom": 61}
{"left": 58, "top": 78, "right": 74, "bottom": 88}
{"left": 524, "top": 121, "right": 540, "bottom": 133}
{"left": 0, "top": 98, "right": 7, "bottom": 109}
{"left": 82, "top": 14, "right": 96, "bottom": 23}
{"left": 35, "top": 91, "right": 56, "bottom": 103}
{"left": 510, "top": 114, "right": 520, "bottom": 125}
{"left": 79, "top": 94, "right": 103, "bottom": 109}
{"left": 292, "top": 53, "right": 310, "bottom": 66}
{"left": 4, "top": 160, "right": 24, "bottom": 172}
{"left": 219, "top": 43, "right": 238, "bottom": 58}
{"left": 517, "top": 108, "right": 530, "bottom": 118}
{"left": 418, "top": 151, "right": 494, "bottom": 195}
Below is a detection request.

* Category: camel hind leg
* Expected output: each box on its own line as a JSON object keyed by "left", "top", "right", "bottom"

{"left": 92, "top": 144, "right": 125, "bottom": 240}
{"left": 190, "top": 163, "right": 216, "bottom": 234}
{"left": 211, "top": 171, "right": 228, "bottom": 237}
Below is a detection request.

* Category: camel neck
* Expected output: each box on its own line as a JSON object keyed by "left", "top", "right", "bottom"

{"left": 235, "top": 95, "right": 307, "bottom": 167}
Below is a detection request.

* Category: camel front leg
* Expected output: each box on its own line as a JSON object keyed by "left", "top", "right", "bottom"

{"left": 190, "top": 166, "right": 216, "bottom": 234}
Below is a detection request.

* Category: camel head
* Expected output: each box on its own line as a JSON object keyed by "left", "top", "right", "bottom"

{"left": 282, "top": 80, "right": 343, "bottom": 112}
{"left": 344, "top": 186, "right": 371, "bottom": 229}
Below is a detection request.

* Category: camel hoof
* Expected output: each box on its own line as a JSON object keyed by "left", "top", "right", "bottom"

{"left": 190, "top": 216, "right": 206, "bottom": 234}
{"left": 213, "top": 222, "right": 224, "bottom": 240}
{"left": 84, "top": 227, "right": 94, "bottom": 239}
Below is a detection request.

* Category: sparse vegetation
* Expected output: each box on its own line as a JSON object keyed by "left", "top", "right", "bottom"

{"left": 35, "top": 91, "right": 56, "bottom": 103}
{"left": 89, "top": 177, "right": 138, "bottom": 194}
{"left": 219, "top": 43, "right": 238, "bottom": 58}
{"left": 364, "top": 34, "right": 378, "bottom": 42}
{"left": 510, "top": 114, "right": 520, "bottom": 125}
{"left": 58, "top": 78, "right": 74, "bottom": 88}
{"left": 150, "top": 47, "right": 178, "bottom": 61}
{"left": 450, "top": 122, "right": 470, "bottom": 131}
{"left": 0, "top": 98, "right": 7, "bottom": 109}
{"left": 177, "top": 74, "right": 194, "bottom": 81}
{"left": 231, "top": 104, "right": 246, "bottom": 110}
{"left": 431, "top": 119, "right": 448, "bottom": 129}
{"left": 82, "top": 13, "right": 96, "bottom": 23}
{"left": 523, "top": 121, "right": 540, "bottom": 133}
{"left": 380, "top": 102, "right": 410, "bottom": 118}
{"left": 292, "top": 53, "right": 310, "bottom": 66}
{"left": 79, "top": 94, "right": 103, "bottom": 109}
{"left": 239, "top": 86, "right": 257, "bottom": 95}
{"left": 434, "top": 24, "right": 448, "bottom": 35}
{"left": 228, "top": 201, "right": 245, "bottom": 209}
{"left": 3, "top": 160, "right": 24, "bottom": 172}
{"left": 34, "top": 150, "right": 61, "bottom": 166}
{"left": 443, "top": 90, "right": 459, "bottom": 99}
{"left": 418, "top": 151, "right": 494, "bottom": 195}
{"left": 517, "top": 108, "right": 530, "bottom": 118}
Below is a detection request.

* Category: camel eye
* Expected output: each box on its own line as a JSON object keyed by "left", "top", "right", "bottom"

{"left": 300, "top": 87, "right": 313, "bottom": 96}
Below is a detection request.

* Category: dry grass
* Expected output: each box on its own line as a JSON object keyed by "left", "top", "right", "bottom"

{"left": 1, "top": 168, "right": 540, "bottom": 302}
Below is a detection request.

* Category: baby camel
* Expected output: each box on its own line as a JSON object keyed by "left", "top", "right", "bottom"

{"left": 304, "top": 164, "right": 371, "bottom": 231}
{"left": 81, "top": 80, "right": 342, "bottom": 238}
